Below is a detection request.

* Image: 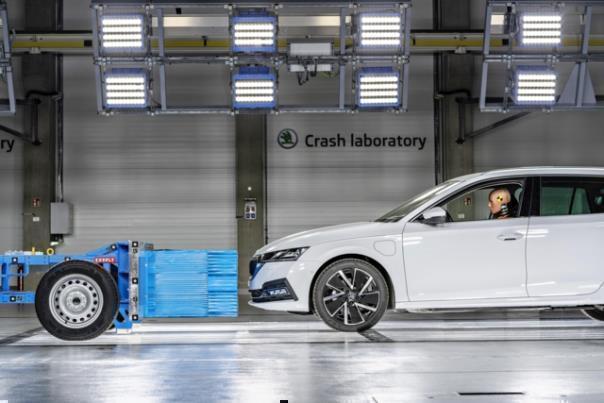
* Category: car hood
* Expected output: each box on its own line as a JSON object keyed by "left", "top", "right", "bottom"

{"left": 256, "top": 221, "right": 401, "bottom": 255}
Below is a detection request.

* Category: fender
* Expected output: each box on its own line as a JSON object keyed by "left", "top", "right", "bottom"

{"left": 304, "top": 235, "right": 408, "bottom": 305}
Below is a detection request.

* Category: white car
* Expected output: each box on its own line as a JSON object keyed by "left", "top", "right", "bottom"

{"left": 249, "top": 167, "right": 604, "bottom": 332}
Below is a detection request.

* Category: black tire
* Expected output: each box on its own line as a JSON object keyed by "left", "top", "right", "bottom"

{"left": 313, "top": 258, "right": 389, "bottom": 332}
{"left": 35, "top": 260, "right": 119, "bottom": 341}
{"left": 582, "top": 306, "right": 604, "bottom": 321}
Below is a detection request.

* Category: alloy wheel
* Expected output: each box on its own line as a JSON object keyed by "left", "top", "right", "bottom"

{"left": 322, "top": 267, "right": 381, "bottom": 326}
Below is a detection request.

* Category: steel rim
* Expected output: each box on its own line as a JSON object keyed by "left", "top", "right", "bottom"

{"left": 322, "top": 267, "right": 381, "bottom": 326}
{"left": 48, "top": 274, "right": 104, "bottom": 329}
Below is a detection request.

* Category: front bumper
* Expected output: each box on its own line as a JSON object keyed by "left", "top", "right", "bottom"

{"left": 248, "top": 259, "right": 317, "bottom": 312}
{"left": 249, "top": 278, "right": 298, "bottom": 303}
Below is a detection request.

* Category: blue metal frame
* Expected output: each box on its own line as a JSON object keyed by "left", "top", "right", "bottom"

{"left": 0, "top": 241, "right": 238, "bottom": 331}
{"left": 0, "top": 241, "right": 137, "bottom": 329}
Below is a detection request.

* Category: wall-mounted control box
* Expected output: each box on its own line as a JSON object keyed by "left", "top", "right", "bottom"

{"left": 244, "top": 199, "right": 257, "bottom": 221}
{"left": 50, "top": 202, "right": 73, "bottom": 235}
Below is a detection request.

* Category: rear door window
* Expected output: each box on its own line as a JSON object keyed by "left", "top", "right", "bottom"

{"left": 539, "top": 177, "right": 604, "bottom": 216}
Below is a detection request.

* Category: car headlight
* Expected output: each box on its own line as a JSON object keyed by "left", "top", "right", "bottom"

{"left": 258, "top": 247, "right": 309, "bottom": 263}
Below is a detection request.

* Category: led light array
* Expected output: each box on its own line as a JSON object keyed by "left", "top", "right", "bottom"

{"left": 357, "top": 67, "right": 400, "bottom": 108}
{"left": 520, "top": 13, "right": 562, "bottom": 46}
{"left": 358, "top": 13, "right": 402, "bottom": 48}
{"left": 103, "top": 69, "right": 148, "bottom": 109}
{"left": 231, "top": 14, "right": 277, "bottom": 53}
{"left": 514, "top": 67, "right": 557, "bottom": 105}
{"left": 233, "top": 67, "right": 276, "bottom": 109}
{"left": 100, "top": 15, "right": 145, "bottom": 51}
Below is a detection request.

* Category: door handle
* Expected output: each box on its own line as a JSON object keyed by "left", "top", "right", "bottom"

{"left": 497, "top": 232, "right": 523, "bottom": 241}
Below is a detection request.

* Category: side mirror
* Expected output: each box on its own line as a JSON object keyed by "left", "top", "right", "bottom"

{"left": 419, "top": 207, "right": 447, "bottom": 226}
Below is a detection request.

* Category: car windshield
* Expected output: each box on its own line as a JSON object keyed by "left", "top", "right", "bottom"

{"left": 376, "top": 180, "right": 460, "bottom": 222}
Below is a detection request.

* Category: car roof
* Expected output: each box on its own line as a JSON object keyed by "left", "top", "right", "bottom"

{"left": 456, "top": 166, "right": 604, "bottom": 182}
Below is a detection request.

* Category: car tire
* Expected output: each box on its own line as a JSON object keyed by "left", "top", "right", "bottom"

{"left": 313, "top": 258, "right": 389, "bottom": 332}
{"left": 35, "top": 260, "right": 119, "bottom": 341}
{"left": 581, "top": 306, "right": 604, "bottom": 321}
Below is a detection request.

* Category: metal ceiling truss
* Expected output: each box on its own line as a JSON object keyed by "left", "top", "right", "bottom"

{"left": 91, "top": 0, "right": 412, "bottom": 115}
{"left": 480, "top": 0, "right": 604, "bottom": 112}
{"left": 0, "top": 0, "right": 15, "bottom": 116}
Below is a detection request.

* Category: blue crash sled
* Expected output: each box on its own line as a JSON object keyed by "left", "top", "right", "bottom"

{"left": 0, "top": 241, "right": 238, "bottom": 330}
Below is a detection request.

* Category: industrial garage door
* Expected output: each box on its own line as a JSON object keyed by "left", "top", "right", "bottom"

{"left": 61, "top": 58, "right": 236, "bottom": 253}
{"left": 0, "top": 133, "right": 21, "bottom": 251}
{"left": 267, "top": 56, "right": 435, "bottom": 242}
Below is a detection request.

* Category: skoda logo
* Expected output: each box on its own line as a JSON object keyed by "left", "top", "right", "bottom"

{"left": 277, "top": 129, "right": 298, "bottom": 150}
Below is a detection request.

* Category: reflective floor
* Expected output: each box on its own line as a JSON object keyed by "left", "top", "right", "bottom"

{"left": 2, "top": 311, "right": 604, "bottom": 403}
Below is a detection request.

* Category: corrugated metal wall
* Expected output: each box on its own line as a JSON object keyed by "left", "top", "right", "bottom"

{"left": 60, "top": 58, "right": 236, "bottom": 253}
{"left": 0, "top": 133, "right": 22, "bottom": 251}
{"left": 267, "top": 56, "right": 435, "bottom": 242}
{"left": 0, "top": 1, "right": 24, "bottom": 252}
{"left": 473, "top": 109, "right": 604, "bottom": 172}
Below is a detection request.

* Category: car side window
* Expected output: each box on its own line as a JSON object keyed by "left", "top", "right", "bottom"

{"left": 437, "top": 181, "right": 525, "bottom": 223}
{"left": 540, "top": 177, "right": 604, "bottom": 216}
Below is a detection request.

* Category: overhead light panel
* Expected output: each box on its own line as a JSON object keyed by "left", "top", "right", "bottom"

{"left": 514, "top": 66, "right": 557, "bottom": 105}
{"left": 231, "top": 12, "right": 277, "bottom": 53}
{"left": 357, "top": 67, "right": 400, "bottom": 108}
{"left": 357, "top": 12, "right": 402, "bottom": 49}
{"left": 520, "top": 13, "right": 562, "bottom": 46}
{"left": 233, "top": 66, "right": 276, "bottom": 109}
{"left": 103, "top": 68, "right": 148, "bottom": 109}
{"left": 100, "top": 14, "right": 146, "bottom": 52}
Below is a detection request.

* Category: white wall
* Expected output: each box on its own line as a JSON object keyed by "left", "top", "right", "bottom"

{"left": 267, "top": 56, "right": 435, "bottom": 241}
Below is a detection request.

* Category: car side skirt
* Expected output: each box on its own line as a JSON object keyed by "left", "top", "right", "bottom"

{"left": 395, "top": 292, "right": 604, "bottom": 311}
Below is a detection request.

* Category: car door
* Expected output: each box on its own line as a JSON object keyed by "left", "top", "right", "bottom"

{"left": 402, "top": 178, "right": 530, "bottom": 301}
{"left": 527, "top": 176, "right": 604, "bottom": 297}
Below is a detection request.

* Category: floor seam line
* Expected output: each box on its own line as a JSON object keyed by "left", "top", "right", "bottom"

{"left": 359, "top": 329, "right": 395, "bottom": 342}
{"left": 0, "top": 327, "right": 43, "bottom": 346}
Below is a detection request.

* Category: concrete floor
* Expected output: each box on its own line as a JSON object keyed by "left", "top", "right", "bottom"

{"left": 2, "top": 309, "right": 604, "bottom": 402}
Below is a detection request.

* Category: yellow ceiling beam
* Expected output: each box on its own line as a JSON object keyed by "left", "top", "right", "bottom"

{"left": 10, "top": 35, "right": 604, "bottom": 51}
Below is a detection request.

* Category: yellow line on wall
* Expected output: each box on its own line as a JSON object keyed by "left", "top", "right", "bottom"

{"left": 11, "top": 37, "right": 604, "bottom": 50}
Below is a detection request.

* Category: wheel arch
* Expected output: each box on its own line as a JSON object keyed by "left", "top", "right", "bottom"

{"left": 308, "top": 254, "right": 396, "bottom": 313}
{"left": 42, "top": 259, "right": 104, "bottom": 283}
{"left": 47, "top": 258, "right": 119, "bottom": 284}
